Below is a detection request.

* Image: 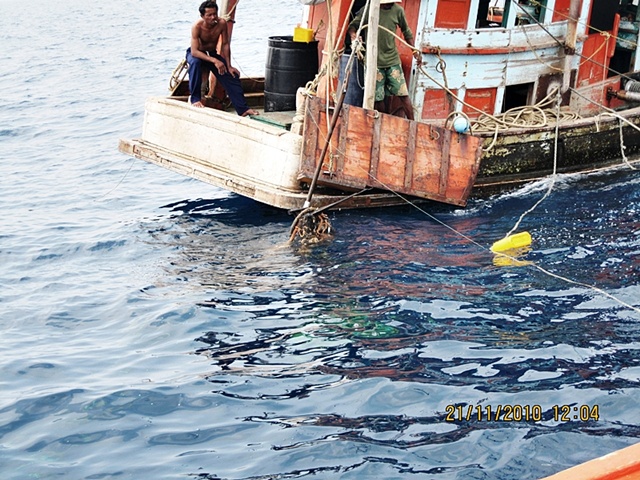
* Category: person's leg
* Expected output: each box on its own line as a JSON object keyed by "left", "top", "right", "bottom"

{"left": 209, "top": 53, "right": 257, "bottom": 116}
{"left": 186, "top": 48, "right": 205, "bottom": 107}
{"left": 374, "top": 67, "right": 387, "bottom": 113}
{"left": 207, "top": 71, "right": 217, "bottom": 97}
{"left": 386, "top": 64, "right": 413, "bottom": 120}
{"left": 398, "top": 95, "right": 414, "bottom": 120}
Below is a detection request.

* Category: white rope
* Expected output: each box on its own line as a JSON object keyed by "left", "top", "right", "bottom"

{"left": 619, "top": 118, "right": 638, "bottom": 170}
{"left": 366, "top": 172, "right": 640, "bottom": 315}
{"left": 505, "top": 90, "right": 562, "bottom": 238}
{"left": 302, "top": 92, "right": 639, "bottom": 314}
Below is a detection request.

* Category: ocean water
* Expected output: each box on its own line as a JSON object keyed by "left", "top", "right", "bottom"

{"left": 1, "top": 0, "right": 640, "bottom": 479}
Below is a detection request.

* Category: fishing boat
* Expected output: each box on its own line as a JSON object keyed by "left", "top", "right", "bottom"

{"left": 539, "top": 441, "right": 640, "bottom": 480}
{"left": 119, "top": 0, "right": 640, "bottom": 211}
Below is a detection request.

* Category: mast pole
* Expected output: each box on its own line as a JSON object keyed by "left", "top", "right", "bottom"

{"left": 218, "top": 0, "right": 229, "bottom": 16}
{"left": 562, "top": 0, "right": 581, "bottom": 93}
{"left": 363, "top": 0, "right": 380, "bottom": 110}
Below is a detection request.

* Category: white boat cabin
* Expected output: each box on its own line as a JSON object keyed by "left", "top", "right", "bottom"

{"left": 303, "top": 0, "right": 640, "bottom": 120}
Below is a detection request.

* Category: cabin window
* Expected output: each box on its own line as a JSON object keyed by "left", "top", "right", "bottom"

{"left": 609, "top": 49, "right": 633, "bottom": 77}
{"left": 501, "top": 0, "right": 547, "bottom": 27}
{"left": 589, "top": 0, "right": 618, "bottom": 34}
{"left": 503, "top": 82, "right": 533, "bottom": 111}
{"left": 477, "top": 0, "right": 503, "bottom": 28}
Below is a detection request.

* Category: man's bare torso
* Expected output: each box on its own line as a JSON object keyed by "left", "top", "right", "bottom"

{"left": 194, "top": 17, "right": 226, "bottom": 53}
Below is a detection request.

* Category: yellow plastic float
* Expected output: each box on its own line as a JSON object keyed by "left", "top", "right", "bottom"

{"left": 490, "top": 231, "right": 532, "bottom": 253}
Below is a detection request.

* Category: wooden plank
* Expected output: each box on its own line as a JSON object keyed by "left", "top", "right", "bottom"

{"left": 439, "top": 129, "right": 452, "bottom": 197}
{"left": 335, "top": 105, "right": 350, "bottom": 174}
{"left": 446, "top": 130, "right": 481, "bottom": 202}
{"left": 404, "top": 120, "right": 418, "bottom": 189}
{"left": 325, "top": 108, "right": 343, "bottom": 174}
{"left": 369, "top": 111, "right": 383, "bottom": 182}
{"left": 412, "top": 123, "right": 442, "bottom": 196}
{"left": 377, "top": 114, "right": 410, "bottom": 189}
{"left": 300, "top": 97, "right": 321, "bottom": 176}
{"left": 343, "top": 106, "right": 375, "bottom": 180}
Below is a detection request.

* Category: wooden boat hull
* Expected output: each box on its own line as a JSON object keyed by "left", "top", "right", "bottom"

{"left": 476, "top": 105, "right": 640, "bottom": 188}
{"left": 119, "top": 95, "right": 484, "bottom": 210}
{"left": 118, "top": 0, "right": 640, "bottom": 210}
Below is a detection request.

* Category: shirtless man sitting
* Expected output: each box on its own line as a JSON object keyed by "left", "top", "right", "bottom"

{"left": 186, "top": 1, "right": 258, "bottom": 116}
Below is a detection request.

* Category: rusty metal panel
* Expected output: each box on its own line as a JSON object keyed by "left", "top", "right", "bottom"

{"left": 412, "top": 123, "right": 444, "bottom": 195}
{"left": 377, "top": 114, "right": 411, "bottom": 188}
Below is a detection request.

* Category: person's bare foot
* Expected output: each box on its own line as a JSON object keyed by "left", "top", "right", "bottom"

{"left": 190, "top": 100, "right": 205, "bottom": 108}
{"left": 241, "top": 108, "right": 259, "bottom": 117}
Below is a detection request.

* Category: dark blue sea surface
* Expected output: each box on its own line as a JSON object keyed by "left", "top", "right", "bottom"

{"left": 1, "top": 0, "right": 639, "bottom": 478}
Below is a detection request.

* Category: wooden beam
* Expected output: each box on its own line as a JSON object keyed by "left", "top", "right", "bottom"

{"left": 363, "top": 0, "right": 380, "bottom": 110}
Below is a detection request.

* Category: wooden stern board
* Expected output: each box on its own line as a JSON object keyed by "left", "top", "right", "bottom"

{"left": 299, "top": 96, "right": 483, "bottom": 206}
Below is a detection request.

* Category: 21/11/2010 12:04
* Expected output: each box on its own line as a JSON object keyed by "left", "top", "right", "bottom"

{"left": 444, "top": 404, "right": 600, "bottom": 422}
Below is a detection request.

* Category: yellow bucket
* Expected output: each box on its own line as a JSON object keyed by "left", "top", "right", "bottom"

{"left": 293, "top": 26, "right": 315, "bottom": 43}
{"left": 490, "top": 231, "right": 532, "bottom": 253}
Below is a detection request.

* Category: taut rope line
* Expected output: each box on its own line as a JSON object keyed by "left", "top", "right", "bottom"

{"left": 300, "top": 89, "right": 639, "bottom": 315}
{"left": 504, "top": 90, "right": 562, "bottom": 239}
{"left": 362, "top": 170, "right": 640, "bottom": 315}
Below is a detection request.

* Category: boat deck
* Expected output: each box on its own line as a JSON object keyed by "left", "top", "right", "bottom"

{"left": 171, "top": 95, "right": 297, "bottom": 130}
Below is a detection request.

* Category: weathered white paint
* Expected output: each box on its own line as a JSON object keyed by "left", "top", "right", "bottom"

{"left": 467, "top": 0, "right": 480, "bottom": 30}
{"left": 141, "top": 98, "right": 303, "bottom": 192}
{"left": 504, "top": 0, "right": 518, "bottom": 28}
{"left": 409, "top": 18, "right": 583, "bottom": 112}
{"left": 420, "top": 21, "right": 569, "bottom": 50}
{"left": 422, "top": 0, "right": 438, "bottom": 30}
{"left": 542, "top": 0, "right": 557, "bottom": 24}
{"left": 416, "top": 46, "right": 564, "bottom": 88}
{"left": 456, "top": 85, "right": 466, "bottom": 111}
{"left": 409, "top": 0, "right": 431, "bottom": 104}
{"left": 578, "top": 0, "right": 591, "bottom": 28}
{"left": 494, "top": 84, "right": 506, "bottom": 113}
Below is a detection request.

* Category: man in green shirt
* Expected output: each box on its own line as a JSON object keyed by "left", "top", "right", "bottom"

{"left": 348, "top": 0, "right": 421, "bottom": 119}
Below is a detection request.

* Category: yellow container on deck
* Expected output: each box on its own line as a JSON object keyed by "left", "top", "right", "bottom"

{"left": 293, "top": 26, "right": 315, "bottom": 43}
{"left": 490, "top": 231, "right": 532, "bottom": 253}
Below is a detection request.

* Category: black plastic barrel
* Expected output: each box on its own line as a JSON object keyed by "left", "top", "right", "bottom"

{"left": 338, "top": 53, "right": 364, "bottom": 107}
{"left": 265, "top": 36, "right": 319, "bottom": 112}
